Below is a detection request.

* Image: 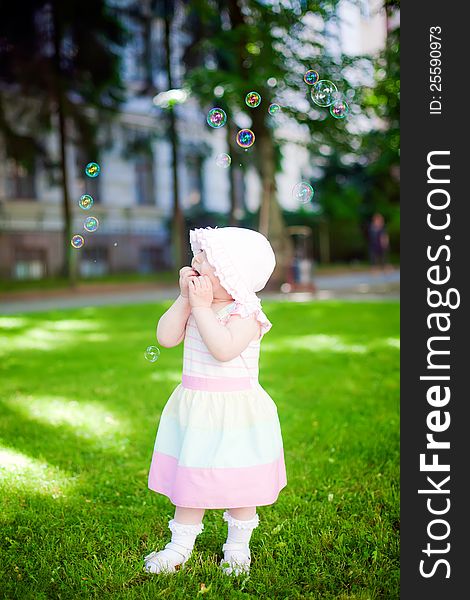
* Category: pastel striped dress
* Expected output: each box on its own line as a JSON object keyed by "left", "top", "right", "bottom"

{"left": 148, "top": 301, "right": 287, "bottom": 509}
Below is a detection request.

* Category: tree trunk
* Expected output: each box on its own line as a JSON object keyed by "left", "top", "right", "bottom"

{"left": 227, "top": 0, "right": 292, "bottom": 287}
{"left": 142, "top": 0, "right": 155, "bottom": 94}
{"left": 168, "top": 105, "right": 186, "bottom": 266}
{"left": 226, "top": 122, "right": 238, "bottom": 225}
{"left": 251, "top": 110, "right": 293, "bottom": 287}
{"left": 57, "top": 107, "right": 76, "bottom": 286}
{"left": 52, "top": 0, "right": 76, "bottom": 287}
{"left": 319, "top": 218, "right": 330, "bottom": 264}
{"left": 164, "top": 8, "right": 186, "bottom": 268}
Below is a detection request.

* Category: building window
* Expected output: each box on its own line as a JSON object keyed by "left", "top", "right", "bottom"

{"left": 185, "top": 154, "right": 204, "bottom": 208}
{"left": 121, "top": 16, "right": 146, "bottom": 86}
{"left": 5, "top": 159, "right": 37, "bottom": 199}
{"left": 139, "top": 246, "right": 167, "bottom": 273}
{"left": 79, "top": 246, "right": 108, "bottom": 277}
{"left": 13, "top": 248, "right": 46, "bottom": 279}
{"left": 135, "top": 155, "right": 155, "bottom": 205}
{"left": 359, "top": 0, "right": 371, "bottom": 20}
{"left": 75, "top": 147, "right": 100, "bottom": 201}
{"left": 83, "top": 171, "right": 100, "bottom": 199}
{"left": 233, "top": 167, "right": 247, "bottom": 213}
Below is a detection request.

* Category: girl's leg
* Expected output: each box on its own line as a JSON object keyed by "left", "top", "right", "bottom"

{"left": 174, "top": 506, "right": 205, "bottom": 524}
{"left": 228, "top": 506, "right": 256, "bottom": 520}
{"left": 220, "top": 506, "right": 260, "bottom": 576}
{"left": 144, "top": 505, "right": 205, "bottom": 574}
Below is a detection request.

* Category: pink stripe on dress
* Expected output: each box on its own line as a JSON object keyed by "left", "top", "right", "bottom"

{"left": 182, "top": 373, "right": 255, "bottom": 391}
{"left": 148, "top": 448, "right": 287, "bottom": 509}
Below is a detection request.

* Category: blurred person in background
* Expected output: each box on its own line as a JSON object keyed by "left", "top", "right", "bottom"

{"left": 368, "top": 213, "right": 390, "bottom": 273}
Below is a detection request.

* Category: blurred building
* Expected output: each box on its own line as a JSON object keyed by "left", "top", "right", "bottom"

{"left": 0, "top": 0, "right": 388, "bottom": 280}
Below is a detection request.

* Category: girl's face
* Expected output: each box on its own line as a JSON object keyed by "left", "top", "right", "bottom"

{"left": 191, "top": 249, "right": 232, "bottom": 299}
{"left": 191, "top": 249, "right": 215, "bottom": 281}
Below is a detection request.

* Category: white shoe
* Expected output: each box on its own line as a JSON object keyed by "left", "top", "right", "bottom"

{"left": 144, "top": 518, "right": 204, "bottom": 574}
{"left": 144, "top": 541, "right": 192, "bottom": 574}
{"left": 219, "top": 541, "right": 251, "bottom": 576}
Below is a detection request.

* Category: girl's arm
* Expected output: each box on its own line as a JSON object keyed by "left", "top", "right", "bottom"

{"left": 192, "top": 308, "right": 260, "bottom": 362}
{"left": 156, "top": 294, "right": 191, "bottom": 347}
{"left": 156, "top": 267, "right": 197, "bottom": 347}
{"left": 189, "top": 275, "right": 260, "bottom": 362}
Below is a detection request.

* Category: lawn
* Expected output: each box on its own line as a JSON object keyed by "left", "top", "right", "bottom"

{"left": 0, "top": 300, "right": 399, "bottom": 599}
{"left": 0, "top": 271, "right": 177, "bottom": 294}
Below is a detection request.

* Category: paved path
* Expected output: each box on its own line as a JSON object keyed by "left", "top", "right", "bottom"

{"left": 0, "top": 269, "right": 399, "bottom": 314}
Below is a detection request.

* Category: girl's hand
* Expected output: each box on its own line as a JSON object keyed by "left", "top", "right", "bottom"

{"left": 179, "top": 266, "right": 199, "bottom": 298}
{"left": 188, "top": 274, "right": 213, "bottom": 309}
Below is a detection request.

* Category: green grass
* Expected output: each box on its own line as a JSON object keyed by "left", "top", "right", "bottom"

{"left": 0, "top": 301, "right": 399, "bottom": 599}
{"left": 0, "top": 271, "right": 176, "bottom": 294}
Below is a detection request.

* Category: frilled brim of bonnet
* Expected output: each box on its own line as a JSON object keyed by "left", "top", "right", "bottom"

{"left": 189, "top": 227, "right": 276, "bottom": 335}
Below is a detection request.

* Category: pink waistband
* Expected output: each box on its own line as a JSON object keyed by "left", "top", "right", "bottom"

{"left": 182, "top": 374, "right": 255, "bottom": 392}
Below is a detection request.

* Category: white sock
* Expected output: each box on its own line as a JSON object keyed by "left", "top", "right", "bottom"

{"left": 144, "top": 519, "right": 204, "bottom": 574}
{"left": 220, "top": 511, "right": 260, "bottom": 575}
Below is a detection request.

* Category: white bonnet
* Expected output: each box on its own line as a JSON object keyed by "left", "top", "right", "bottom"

{"left": 189, "top": 226, "right": 276, "bottom": 334}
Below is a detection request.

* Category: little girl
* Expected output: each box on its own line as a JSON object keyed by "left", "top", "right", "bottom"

{"left": 144, "top": 226, "right": 287, "bottom": 576}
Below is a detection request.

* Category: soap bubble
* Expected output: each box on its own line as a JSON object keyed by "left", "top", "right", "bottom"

{"left": 79, "top": 194, "right": 94, "bottom": 210}
{"left": 329, "top": 99, "right": 349, "bottom": 119}
{"left": 84, "top": 216, "right": 99, "bottom": 232}
{"left": 245, "top": 91, "right": 261, "bottom": 108}
{"left": 145, "top": 345, "right": 160, "bottom": 362}
{"left": 280, "top": 283, "right": 292, "bottom": 293}
{"left": 268, "top": 103, "right": 281, "bottom": 115}
{"left": 310, "top": 201, "right": 323, "bottom": 214}
{"left": 85, "top": 162, "right": 100, "bottom": 177}
{"left": 236, "top": 129, "right": 255, "bottom": 148}
{"left": 267, "top": 77, "right": 277, "bottom": 87}
{"left": 332, "top": 90, "right": 343, "bottom": 102}
{"left": 216, "top": 153, "right": 231, "bottom": 168}
{"left": 303, "top": 70, "right": 319, "bottom": 85}
{"left": 311, "top": 80, "right": 338, "bottom": 107}
{"left": 207, "top": 108, "right": 227, "bottom": 128}
{"left": 293, "top": 181, "right": 314, "bottom": 204}
{"left": 71, "top": 235, "right": 84, "bottom": 249}
{"left": 113, "top": 242, "right": 118, "bottom": 247}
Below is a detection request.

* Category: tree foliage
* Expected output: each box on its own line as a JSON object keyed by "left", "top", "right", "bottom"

{"left": 0, "top": 0, "right": 127, "bottom": 281}
{"left": 0, "top": 0, "right": 127, "bottom": 166}
{"left": 309, "top": 2, "right": 400, "bottom": 259}
{"left": 183, "top": 0, "right": 399, "bottom": 262}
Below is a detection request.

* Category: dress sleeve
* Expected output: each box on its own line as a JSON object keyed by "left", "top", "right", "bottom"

{"left": 230, "top": 300, "right": 272, "bottom": 337}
